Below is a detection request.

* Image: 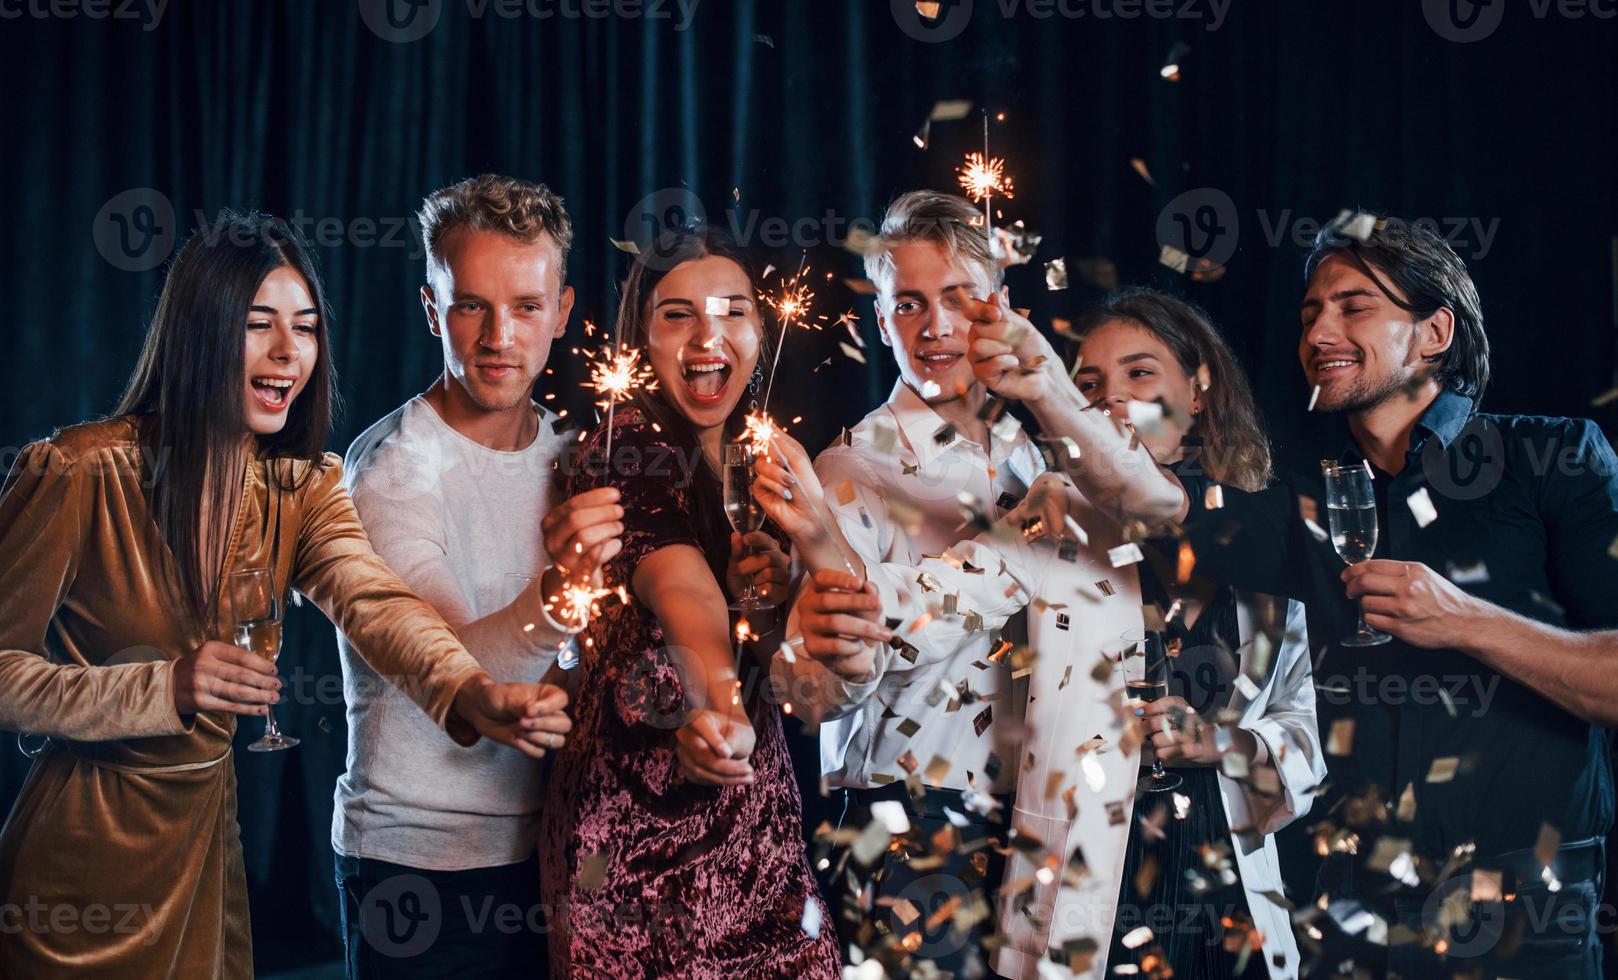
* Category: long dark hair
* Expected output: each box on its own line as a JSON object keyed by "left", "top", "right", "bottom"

{"left": 614, "top": 226, "right": 775, "bottom": 584}
{"left": 1305, "top": 214, "right": 1490, "bottom": 404}
{"left": 115, "top": 212, "right": 338, "bottom": 615}
{"left": 1076, "top": 288, "right": 1272, "bottom": 492}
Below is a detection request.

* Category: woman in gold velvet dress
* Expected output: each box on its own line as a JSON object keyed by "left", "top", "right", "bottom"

{"left": 0, "top": 213, "right": 572, "bottom": 978}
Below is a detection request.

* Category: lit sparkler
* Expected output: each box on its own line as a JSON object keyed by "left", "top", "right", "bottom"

{"left": 759, "top": 256, "right": 818, "bottom": 413}
{"left": 580, "top": 341, "right": 657, "bottom": 463}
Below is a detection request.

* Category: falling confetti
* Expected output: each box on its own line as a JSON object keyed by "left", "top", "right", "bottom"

{"left": 1407, "top": 486, "right": 1438, "bottom": 527}
{"left": 1044, "top": 257, "right": 1068, "bottom": 291}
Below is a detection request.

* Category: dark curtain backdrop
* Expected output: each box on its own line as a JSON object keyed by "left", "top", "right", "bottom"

{"left": 1, "top": 0, "right": 1615, "bottom": 971}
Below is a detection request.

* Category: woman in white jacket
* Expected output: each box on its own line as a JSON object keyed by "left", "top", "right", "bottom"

{"left": 981, "top": 288, "right": 1327, "bottom": 979}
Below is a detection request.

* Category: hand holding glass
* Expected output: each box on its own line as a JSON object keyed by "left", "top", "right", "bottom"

{"left": 1128, "top": 631, "right": 1181, "bottom": 794}
{"left": 1323, "top": 462, "right": 1392, "bottom": 647}
{"left": 228, "top": 568, "right": 299, "bottom": 752}
{"left": 723, "top": 442, "right": 773, "bottom": 612}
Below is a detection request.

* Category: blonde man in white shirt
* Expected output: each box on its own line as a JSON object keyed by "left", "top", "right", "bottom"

{"left": 759, "top": 191, "right": 1185, "bottom": 977}
{"left": 333, "top": 175, "right": 623, "bottom": 978}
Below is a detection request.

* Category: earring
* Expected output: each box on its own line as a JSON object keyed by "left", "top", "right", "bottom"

{"left": 748, "top": 364, "right": 764, "bottom": 394}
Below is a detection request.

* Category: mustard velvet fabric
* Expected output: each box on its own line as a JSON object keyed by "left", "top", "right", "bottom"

{"left": 0, "top": 417, "right": 488, "bottom": 977}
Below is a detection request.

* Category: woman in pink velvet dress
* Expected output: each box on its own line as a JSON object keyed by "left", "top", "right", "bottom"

{"left": 538, "top": 228, "right": 838, "bottom": 978}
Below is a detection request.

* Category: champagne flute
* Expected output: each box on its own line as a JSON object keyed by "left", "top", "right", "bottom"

{"left": 228, "top": 568, "right": 299, "bottom": 752}
{"left": 723, "top": 442, "right": 773, "bottom": 612}
{"left": 1323, "top": 461, "right": 1392, "bottom": 647}
{"left": 1129, "top": 631, "right": 1181, "bottom": 793}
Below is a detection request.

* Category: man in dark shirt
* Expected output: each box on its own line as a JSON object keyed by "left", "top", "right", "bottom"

{"left": 1171, "top": 218, "right": 1618, "bottom": 978}
{"left": 968, "top": 215, "right": 1618, "bottom": 977}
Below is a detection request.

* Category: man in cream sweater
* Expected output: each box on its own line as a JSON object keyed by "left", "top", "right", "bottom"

{"left": 333, "top": 175, "right": 623, "bottom": 978}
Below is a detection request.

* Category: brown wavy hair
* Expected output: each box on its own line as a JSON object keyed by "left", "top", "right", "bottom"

{"left": 1075, "top": 288, "right": 1271, "bottom": 492}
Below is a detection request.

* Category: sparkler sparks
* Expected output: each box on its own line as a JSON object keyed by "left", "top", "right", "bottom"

{"left": 742, "top": 409, "right": 782, "bottom": 457}
{"left": 578, "top": 337, "right": 657, "bottom": 465}
{"left": 546, "top": 579, "right": 626, "bottom": 630}
{"left": 956, "top": 152, "right": 1015, "bottom": 205}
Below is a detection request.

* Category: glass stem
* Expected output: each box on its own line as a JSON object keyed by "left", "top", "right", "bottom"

{"left": 1356, "top": 597, "right": 1372, "bottom": 636}
{"left": 264, "top": 705, "right": 281, "bottom": 739}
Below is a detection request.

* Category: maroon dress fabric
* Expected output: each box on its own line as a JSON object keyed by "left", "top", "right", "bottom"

{"left": 538, "top": 409, "right": 839, "bottom": 979}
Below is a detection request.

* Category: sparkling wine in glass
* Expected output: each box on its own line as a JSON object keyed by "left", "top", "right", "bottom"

{"left": 723, "top": 442, "right": 772, "bottom": 612}
{"left": 1129, "top": 631, "right": 1182, "bottom": 794}
{"left": 228, "top": 568, "right": 299, "bottom": 752}
{"left": 1323, "top": 461, "right": 1392, "bottom": 647}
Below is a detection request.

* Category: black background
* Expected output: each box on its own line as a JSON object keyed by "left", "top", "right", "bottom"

{"left": 1, "top": 0, "right": 1615, "bottom": 971}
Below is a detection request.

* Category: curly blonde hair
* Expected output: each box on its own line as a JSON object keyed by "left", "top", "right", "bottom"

{"left": 417, "top": 173, "right": 573, "bottom": 286}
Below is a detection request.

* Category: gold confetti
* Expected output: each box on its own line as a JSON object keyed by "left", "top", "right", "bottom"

{"left": 1426, "top": 756, "right": 1460, "bottom": 783}
{"left": 1534, "top": 823, "right": 1562, "bottom": 868}
{"left": 609, "top": 238, "right": 639, "bottom": 255}
{"left": 1158, "top": 243, "right": 1189, "bottom": 274}
{"left": 1096, "top": 579, "right": 1115, "bottom": 597}
{"left": 837, "top": 341, "right": 866, "bottom": 364}
{"left": 1130, "top": 158, "right": 1155, "bottom": 185}
{"left": 1593, "top": 387, "right": 1618, "bottom": 408}
{"left": 1326, "top": 718, "right": 1355, "bottom": 756}
{"left": 704, "top": 295, "right": 729, "bottom": 315}
{"left": 578, "top": 851, "right": 610, "bottom": 891}
{"left": 1307, "top": 384, "right": 1321, "bottom": 412}
{"left": 929, "top": 99, "right": 973, "bottom": 122}
{"left": 1204, "top": 484, "right": 1225, "bottom": 510}
{"left": 1397, "top": 782, "right": 1417, "bottom": 821}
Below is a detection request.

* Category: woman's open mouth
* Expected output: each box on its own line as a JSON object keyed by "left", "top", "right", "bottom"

{"left": 250, "top": 375, "right": 296, "bottom": 412}
{"left": 682, "top": 359, "right": 732, "bottom": 405}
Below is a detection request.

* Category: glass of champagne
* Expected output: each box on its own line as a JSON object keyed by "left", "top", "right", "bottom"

{"left": 1323, "top": 461, "right": 1392, "bottom": 647}
{"left": 723, "top": 441, "right": 772, "bottom": 612}
{"left": 227, "top": 568, "right": 299, "bottom": 752}
{"left": 1128, "top": 631, "right": 1182, "bottom": 793}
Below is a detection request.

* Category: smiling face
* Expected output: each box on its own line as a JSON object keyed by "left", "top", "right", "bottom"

{"left": 876, "top": 240, "right": 993, "bottom": 406}
{"left": 423, "top": 228, "right": 574, "bottom": 413}
{"left": 243, "top": 265, "right": 319, "bottom": 435}
{"left": 1299, "top": 253, "right": 1451, "bottom": 413}
{"left": 1075, "top": 319, "right": 1201, "bottom": 462}
{"left": 643, "top": 254, "right": 763, "bottom": 432}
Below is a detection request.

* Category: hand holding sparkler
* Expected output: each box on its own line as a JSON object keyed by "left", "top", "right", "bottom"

{"left": 749, "top": 431, "right": 864, "bottom": 579}
{"left": 794, "top": 570, "right": 888, "bottom": 684}
{"left": 963, "top": 290, "right": 1064, "bottom": 404}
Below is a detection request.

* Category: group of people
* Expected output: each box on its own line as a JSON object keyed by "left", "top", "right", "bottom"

{"left": 0, "top": 173, "right": 1613, "bottom": 980}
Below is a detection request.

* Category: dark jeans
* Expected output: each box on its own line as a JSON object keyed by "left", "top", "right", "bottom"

{"left": 1320, "top": 839, "right": 1604, "bottom": 979}
{"left": 334, "top": 852, "right": 548, "bottom": 980}
{"left": 830, "top": 784, "right": 1010, "bottom": 979}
